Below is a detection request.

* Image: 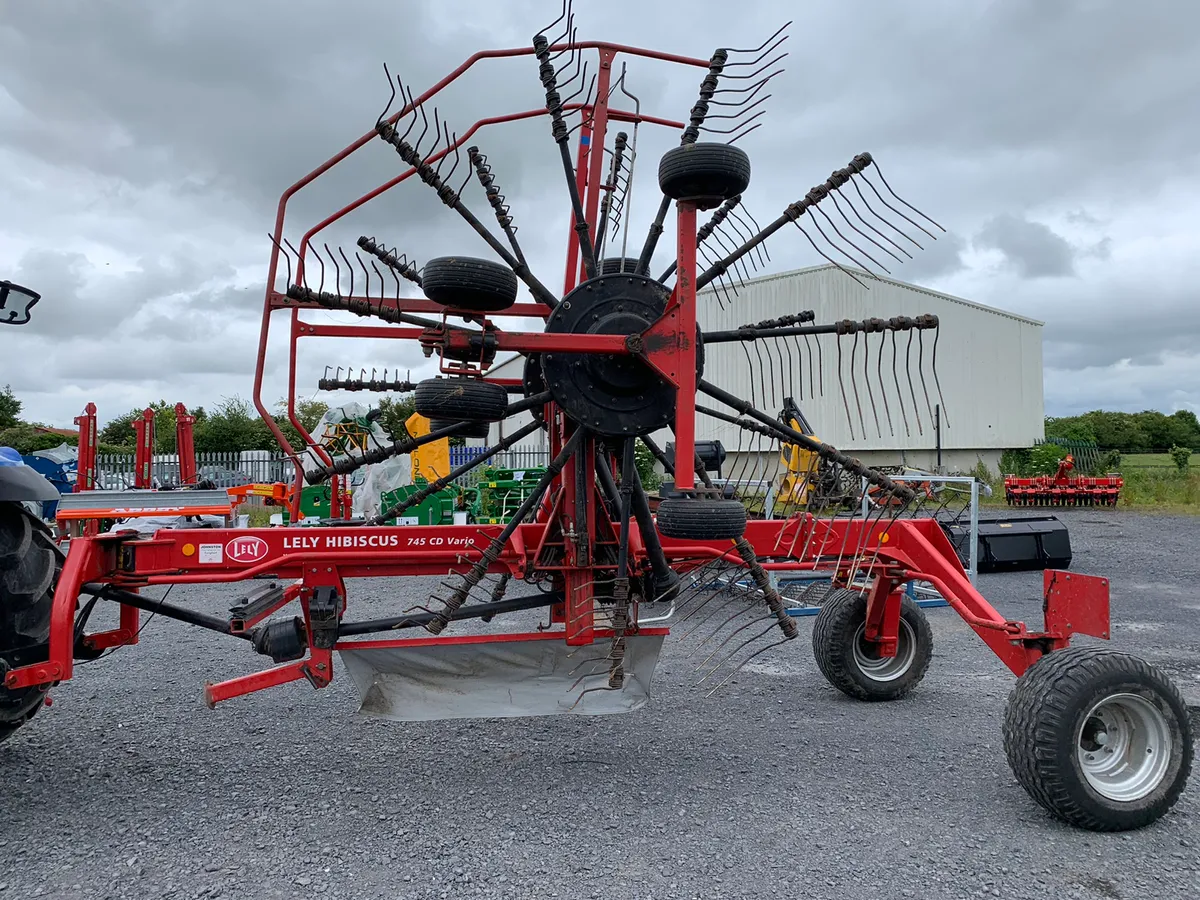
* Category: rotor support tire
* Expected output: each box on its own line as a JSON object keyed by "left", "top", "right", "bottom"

{"left": 598, "top": 257, "right": 641, "bottom": 276}
{"left": 658, "top": 143, "right": 751, "bottom": 208}
{"left": 420, "top": 256, "right": 518, "bottom": 313}
{"left": 1003, "top": 646, "right": 1193, "bottom": 831}
{"left": 0, "top": 502, "right": 58, "bottom": 744}
{"left": 428, "top": 419, "right": 491, "bottom": 440}
{"left": 414, "top": 378, "right": 509, "bottom": 423}
{"left": 812, "top": 588, "right": 932, "bottom": 701}
{"left": 655, "top": 498, "right": 746, "bottom": 541}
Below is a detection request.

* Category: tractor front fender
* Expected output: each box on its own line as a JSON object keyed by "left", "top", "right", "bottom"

{"left": 0, "top": 449, "right": 61, "bottom": 502}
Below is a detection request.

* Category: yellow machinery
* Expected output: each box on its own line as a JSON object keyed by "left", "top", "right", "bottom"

{"left": 405, "top": 412, "right": 450, "bottom": 482}
{"left": 775, "top": 398, "right": 824, "bottom": 508}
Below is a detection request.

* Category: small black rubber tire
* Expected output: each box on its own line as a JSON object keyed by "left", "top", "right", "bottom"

{"left": 812, "top": 588, "right": 933, "bottom": 701}
{"left": 428, "top": 419, "right": 491, "bottom": 440}
{"left": 656, "top": 498, "right": 746, "bottom": 541}
{"left": 658, "top": 143, "right": 751, "bottom": 207}
{"left": 414, "top": 378, "right": 509, "bottom": 423}
{"left": 1002, "top": 646, "right": 1194, "bottom": 832}
{"left": 598, "top": 257, "right": 641, "bottom": 276}
{"left": 421, "top": 256, "right": 518, "bottom": 313}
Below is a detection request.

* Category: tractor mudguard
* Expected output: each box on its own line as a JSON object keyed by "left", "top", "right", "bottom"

{"left": 0, "top": 448, "right": 61, "bottom": 502}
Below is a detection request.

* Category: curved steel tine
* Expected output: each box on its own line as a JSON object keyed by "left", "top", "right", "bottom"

{"left": 870, "top": 158, "right": 945, "bottom": 233}
{"left": 836, "top": 332, "right": 855, "bottom": 440}
{"left": 550, "top": 22, "right": 578, "bottom": 71}
{"left": 282, "top": 238, "right": 303, "bottom": 285}
{"left": 876, "top": 328, "right": 894, "bottom": 436}
{"left": 703, "top": 625, "right": 788, "bottom": 694}
{"left": 711, "top": 228, "right": 750, "bottom": 285}
{"left": 397, "top": 82, "right": 420, "bottom": 144}
{"left": 814, "top": 204, "right": 889, "bottom": 275}
{"left": 828, "top": 190, "right": 905, "bottom": 265}
{"left": 433, "top": 117, "right": 451, "bottom": 175}
{"left": 321, "top": 244, "right": 342, "bottom": 299}
{"left": 858, "top": 169, "right": 937, "bottom": 241}
{"left": 726, "top": 209, "right": 767, "bottom": 270}
{"left": 699, "top": 91, "right": 772, "bottom": 121}
{"left": 905, "top": 329, "right": 923, "bottom": 435}
{"left": 849, "top": 331, "right": 866, "bottom": 439}
{"left": 721, "top": 20, "right": 791, "bottom": 56}
{"left": 712, "top": 70, "right": 784, "bottom": 99}
{"left": 313, "top": 245, "right": 326, "bottom": 295}
{"left": 377, "top": 62, "right": 398, "bottom": 126}
{"left": 355, "top": 252, "right": 372, "bottom": 302}
{"left": 740, "top": 205, "right": 771, "bottom": 262}
{"left": 725, "top": 121, "right": 764, "bottom": 145}
{"left": 833, "top": 185, "right": 912, "bottom": 259}
{"left": 337, "top": 247, "right": 355, "bottom": 299}
{"left": 561, "top": 62, "right": 593, "bottom": 108}
{"left": 891, "top": 329, "right": 910, "bottom": 437}
{"left": 412, "top": 97, "right": 432, "bottom": 157}
{"left": 267, "top": 233, "right": 292, "bottom": 289}
{"left": 700, "top": 108, "right": 765, "bottom": 134}
{"left": 931, "top": 325, "right": 948, "bottom": 429}
{"left": 721, "top": 52, "right": 789, "bottom": 80}
{"left": 542, "top": 0, "right": 572, "bottom": 47}
{"left": 850, "top": 174, "right": 923, "bottom": 249}
{"left": 792, "top": 221, "right": 868, "bottom": 290}
{"left": 917, "top": 328, "right": 935, "bottom": 426}
{"left": 536, "top": 0, "right": 568, "bottom": 40}
{"left": 807, "top": 209, "right": 879, "bottom": 277}
{"left": 370, "top": 260, "right": 386, "bottom": 306}
{"left": 863, "top": 331, "right": 882, "bottom": 439}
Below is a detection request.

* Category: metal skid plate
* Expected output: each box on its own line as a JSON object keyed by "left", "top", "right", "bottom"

{"left": 338, "top": 630, "right": 667, "bottom": 721}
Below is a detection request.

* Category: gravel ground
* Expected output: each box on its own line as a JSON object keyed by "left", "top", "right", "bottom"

{"left": 2, "top": 510, "right": 1198, "bottom": 899}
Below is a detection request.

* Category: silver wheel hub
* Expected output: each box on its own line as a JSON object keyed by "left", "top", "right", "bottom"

{"left": 851, "top": 618, "right": 916, "bottom": 682}
{"left": 1077, "top": 692, "right": 1171, "bottom": 803}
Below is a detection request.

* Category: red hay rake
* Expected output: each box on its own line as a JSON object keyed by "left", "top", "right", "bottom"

{"left": 1, "top": 5, "right": 1191, "bottom": 830}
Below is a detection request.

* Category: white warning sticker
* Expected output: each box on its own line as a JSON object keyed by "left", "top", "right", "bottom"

{"left": 198, "top": 544, "right": 224, "bottom": 564}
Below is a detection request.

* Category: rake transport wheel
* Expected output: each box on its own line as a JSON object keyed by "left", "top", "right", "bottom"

{"left": 0, "top": 502, "right": 58, "bottom": 744}
{"left": 812, "top": 588, "right": 933, "bottom": 701}
{"left": 1003, "top": 646, "right": 1194, "bottom": 831}
{"left": 656, "top": 497, "right": 747, "bottom": 541}
{"left": 415, "top": 378, "right": 509, "bottom": 422}
{"left": 420, "top": 256, "right": 518, "bottom": 312}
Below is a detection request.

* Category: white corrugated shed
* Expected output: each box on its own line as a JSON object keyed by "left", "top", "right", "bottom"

{"left": 487, "top": 265, "right": 1043, "bottom": 472}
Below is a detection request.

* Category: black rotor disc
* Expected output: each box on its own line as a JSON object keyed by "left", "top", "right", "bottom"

{"left": 541, "top": 273, "right": 702, "bottom": 437}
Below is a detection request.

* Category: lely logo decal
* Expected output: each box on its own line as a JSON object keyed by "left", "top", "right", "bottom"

{"left": 226, "top": 536, "right": 269, "bottom": 564}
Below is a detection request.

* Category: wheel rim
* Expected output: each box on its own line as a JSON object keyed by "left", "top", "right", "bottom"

{"left": 851, "top": 618, "right": 916, "bottom": 682}
{"left": 1076, "top": 692, "right": 1172, "bottom": 802}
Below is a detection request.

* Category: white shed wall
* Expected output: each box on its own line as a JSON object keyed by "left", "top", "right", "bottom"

{"left": 487, "top": 266, "right": 1044, "bottom": 467}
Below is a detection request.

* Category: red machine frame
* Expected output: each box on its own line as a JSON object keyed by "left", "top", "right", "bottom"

{"left": 5, "top": 37, "right": 1111, "bottom": 709}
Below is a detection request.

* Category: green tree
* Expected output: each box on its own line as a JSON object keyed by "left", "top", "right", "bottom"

{"left": 1028, "top": 443, "right": 1068, "bottom": 475}
{"left": 99, "top": 409, "right": 141, "bottom": 448}
{"left": 0, "top": 385, "right": 21, "bottom": 430}
{"left": 377, "top": 395, "right": 417, "bottom": 442}
{"left": 1170, "top": 445, "right": 1192, "bottom": 472}
{"left": 194, "top": 396, "right": 273, "bottom": 453}
{"left": 1044, "top": 416, "right": 1097, "bottom": 444}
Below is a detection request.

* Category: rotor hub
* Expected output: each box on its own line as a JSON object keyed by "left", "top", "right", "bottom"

{"left": 541, "top": 273, "right": 701, "bottom": 437}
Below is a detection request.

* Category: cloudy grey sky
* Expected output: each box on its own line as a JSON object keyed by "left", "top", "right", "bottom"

{"left": 2, "top": 0, "right": 1198, "bottom": 430}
